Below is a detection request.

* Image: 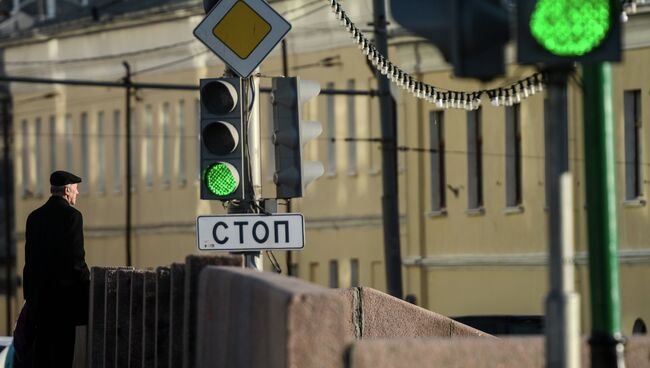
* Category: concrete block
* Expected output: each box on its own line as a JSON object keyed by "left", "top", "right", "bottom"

{"left": 128, "top": 271, "right": 145, "bottom": 367}
{"left": 115, "top": 269, "right": 133, "bottom": 368}
{"left": 348, "top": 336, "right": 650, "bottom": 368}
{"left": 337, "top": 287, "right": 487, "bottom": 339}
{"left": 196, "top": 266, "right": 349, "bottom": 368}
{"left": 348, "top": 337, "right": 543, "bottom": 368}
{"left": 155, "top": 266, "right": 171, "bottom": 368}
{"left": 88, "top": 267, "right": 110, "bottom": 368}
{"left": 625, "top": 336, "right": 650, "bottom": 367}
{"left": 182, "top": 255, "right": 242, "bottom": 368}
{"left": 143, "top": 271, "right": 157, "bottom": 368}
{"left": 104, "top": 269, "right": 119, "bottom": 368}
{"left": 169, "top": 263, "right": 185, "bottom": 368}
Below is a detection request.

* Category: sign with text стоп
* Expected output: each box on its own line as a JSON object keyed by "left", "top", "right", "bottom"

{"left": 196, "top": 213, "right": 304, "bottom": 251}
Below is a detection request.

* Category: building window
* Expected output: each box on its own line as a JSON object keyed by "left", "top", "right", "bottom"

{"left": 633, "top": 318, "right": 647, "bottom": 335}
{"left": 177, "top": 99, "right": 187, "bottom": 186}
{"left": 350, "top": 259, "right": 359, "bottom": 287}
{"left": 309, "top": 262, "right": 319, "bottom": 283}
{"left": 80, "top": 112, "right": 89, "bottom": 194}
{"left": 65, "top": 114, "right": 73, "bottom": 173}
{"left": 113, "top": 110, "right": 122, "bottom": 193}
{"left": 328, "top": 260, "right": 339, "bottom": 288}
{"left": 195, "top": 98, "right": 201, "bottom": 183}
{"left": 347, "top": 79, "right": 357, "bottom": 175}
{"left": 624, "top": 90, "right": 642, "bottom": 201}
{"left": 162, "top": 102, "right": 171, "bottom": 188}
{"left": 430, "top": 111, "right": 446, "bottom": 212}
{"left": 144, "top": 105, "right": 154, "bottom": 189}
{"left": 506, "top": 103, "right": 522, "bottom": 208}
{"left": 48, "top": 116, "right": 56, "bottom": 176}
{"left": 130, "top": 107, "right": 136, "bottom": 193}
{"left": 34, "top": 118, "right": 43, "bottom": 197}
{"left": 97, "top": 111, "right": 106, "bottom": 194}
{"left": 326, "top": 82, "right": 336, "bottom": 175}
{"left": 467, "top": 108, "right": 483, "bottom": 210}
{"left": 544, "top": 98, "right": 551, "bottom": 208}
{"left": 21, "top": 119, "right": 29, "bottom": 197}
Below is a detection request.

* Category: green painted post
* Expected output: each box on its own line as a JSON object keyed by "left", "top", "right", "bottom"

{"left": 582, "top": 63, "right": 626, "bottom": 367}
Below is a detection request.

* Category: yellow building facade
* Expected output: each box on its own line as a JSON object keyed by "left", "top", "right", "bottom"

{"left": 0, "top": 0, "right": 648, "bottom": 335}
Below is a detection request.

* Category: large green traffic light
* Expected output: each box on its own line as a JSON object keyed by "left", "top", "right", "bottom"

{"left": 530, "top": 0, "right": 611, "bottom": 56}
{"left": 517, "top": 0, "right": 621, "bottom": 64}
{"left": 204, "top": 162, "right": 239, "bottom": 196}
{"left": 199, "top": 77, "right": 246, "bottom": 201}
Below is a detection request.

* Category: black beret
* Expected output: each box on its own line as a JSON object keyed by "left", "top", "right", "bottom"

{"left": 50, "top": 171, "right": 82, "bottom": 186}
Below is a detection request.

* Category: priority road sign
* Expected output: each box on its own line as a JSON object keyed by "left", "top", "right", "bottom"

{"left": 193, "top": 0, "right": 292, "bottom": 78}
{"left": 196, "top": 213, "right": 305, "bottom": 251}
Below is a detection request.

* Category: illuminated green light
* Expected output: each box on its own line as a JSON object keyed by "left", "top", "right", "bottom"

{"left": 204, "top": 162, "right": 239, "bottom": 196}
{"left": 530, "top": 0, "right": 611, "bottom": 56}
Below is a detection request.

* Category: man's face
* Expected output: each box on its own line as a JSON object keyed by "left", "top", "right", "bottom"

{"left": 66, "top": 184, "right": 79, "bottom": 206}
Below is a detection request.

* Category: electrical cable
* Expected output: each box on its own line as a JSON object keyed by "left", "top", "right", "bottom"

{"left": 3, "top": 39, "right": 197, "bottom": 66}
{"left": 323, "top": 0, "right": 550, "bottom": 110}
{"left": 265, "top": 251, "right": 282, "bottom": 273}
{"left": 131, "top": 50, "right": 211, "bottom": 76}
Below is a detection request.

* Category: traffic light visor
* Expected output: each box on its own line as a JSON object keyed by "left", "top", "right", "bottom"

{"left": 204, "top": 162, "right": 240, "bottom": 196}
{"left": 202, "top": 121, "right": 239, "bottom": 155}
{"left": 201, "top": 80, "right": 238, "bottom": 114}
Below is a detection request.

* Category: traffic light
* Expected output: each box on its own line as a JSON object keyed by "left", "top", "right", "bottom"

{"left": 271, "top": 77, "right": 324, "bottom": 199}
{"left": 199, "top": 77, "right": 247, "bottom": 201}
{"left": 390, "top": 0, "right": 510, "bottom": 80}
{"left": 517, "top": 0, "right": 622, "bottom": 64}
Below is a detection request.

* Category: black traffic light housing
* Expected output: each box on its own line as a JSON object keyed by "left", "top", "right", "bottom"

{"left": 199, "top": 77, "right": 247, "bottom": 201}
{"left": 390, "top": 0, "right": 510, "bottom": 81}
{"left": 271, "top": 77, "right": 323, "bottom": 199}
{"left": 517, "top": 0, "right": 622, "bottom": 64}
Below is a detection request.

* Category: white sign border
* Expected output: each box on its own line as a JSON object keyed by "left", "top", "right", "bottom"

{"left": 196, "top": 213, "right": 305, "bottom": 251}
{"left": 193, "top": 0, "right": 292, "bottom": 78}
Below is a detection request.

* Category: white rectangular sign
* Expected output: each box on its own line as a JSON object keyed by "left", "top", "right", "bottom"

{"left": 196, "top": 213, "right": 304, "bottom": 251}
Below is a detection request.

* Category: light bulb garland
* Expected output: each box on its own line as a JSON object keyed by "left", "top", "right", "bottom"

{"left": 325, "top": 0, "right": 547, "bottom": 110}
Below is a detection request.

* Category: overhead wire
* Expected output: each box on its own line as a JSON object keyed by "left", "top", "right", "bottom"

{"left": 324, "top": 0, "right": 549, "bottom": 110}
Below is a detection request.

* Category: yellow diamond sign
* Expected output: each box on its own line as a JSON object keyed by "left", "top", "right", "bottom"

{"left": 194, "top": 0, "right": 291, "bottom": 78}
{"left": 213, "top": 1, "right": 271, "bottom": 59}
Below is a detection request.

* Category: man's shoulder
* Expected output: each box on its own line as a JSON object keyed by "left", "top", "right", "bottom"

{"left": 34, "top": 197, "right": 82, "bottom": 218}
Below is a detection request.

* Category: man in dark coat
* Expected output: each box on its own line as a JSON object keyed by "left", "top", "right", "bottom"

{"left": 19, "top": 170, "right": 90, "bottom": 367}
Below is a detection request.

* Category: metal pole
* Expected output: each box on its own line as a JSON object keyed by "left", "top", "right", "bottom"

{"left": 1, "top": 96, "right": 13, "bottom": 335}
{"left": 226, "top": 72, "right": 261, "bottom": 270}
{"left": 123, "top": 62, "right": 133, "bottom": 267}
{"left": 544, "top": 66, "right": 573, "bottom": 368}
{"left": 582, "top": 63, "right": 625, "bottom": 368}
{"left": 372, "top": 0, "right": 402, "bottom": 298}
{"left": 281, "top": 39, "right": 294, "bottom": 276}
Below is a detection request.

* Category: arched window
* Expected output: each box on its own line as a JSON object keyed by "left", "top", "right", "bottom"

{"left": 632, "top": 318, "right": 647, "bottom": 335}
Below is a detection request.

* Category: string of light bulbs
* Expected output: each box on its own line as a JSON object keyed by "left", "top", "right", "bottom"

{"left": 325, "top": 0, "right": 546, "bottom": 110}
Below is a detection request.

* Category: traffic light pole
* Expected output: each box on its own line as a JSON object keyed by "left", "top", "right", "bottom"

{"left": 373, "top": 0, "right": 403, "bottom": 299}
{"left": 544, "top": 66, "right": 580, "bottom": 368}
{"left": 223, "top": 68, "right": 262, "bottom": 270}
{"left": 582, "top": 63, "right": 625, "bottom": 368}
{"left": 123, "top": 62, "right": 133, "bottom": 267}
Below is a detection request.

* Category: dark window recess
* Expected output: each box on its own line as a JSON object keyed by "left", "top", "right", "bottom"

{"left": 467, "top": 108, "right": 483, "bottom": 209}
{"left": 452, "top": 315, "right": 544, "bottom": 336}
{"left": 624, "top": 90, "right": 642, "bottom": 200}
{"left": 506, "top": 104, "right": 522, "bottom": 207}
{"left": 430, "top": 111, "right": 446, "bottom": 211}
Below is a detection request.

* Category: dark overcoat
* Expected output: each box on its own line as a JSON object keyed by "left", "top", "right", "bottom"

{"left": 23, "top": 195, "right": 90, "bottom": 324}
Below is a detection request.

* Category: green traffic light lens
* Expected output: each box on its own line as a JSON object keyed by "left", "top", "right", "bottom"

{"left": 204, "top": 162, "right": 239, "bottom": 196}
{"left": 530, "top": 0, "right": 611, "bottom": 56}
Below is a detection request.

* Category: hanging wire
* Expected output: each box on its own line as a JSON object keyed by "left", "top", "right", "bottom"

{"left": 324, "top": 0, "right": 548, "bottom": 110}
